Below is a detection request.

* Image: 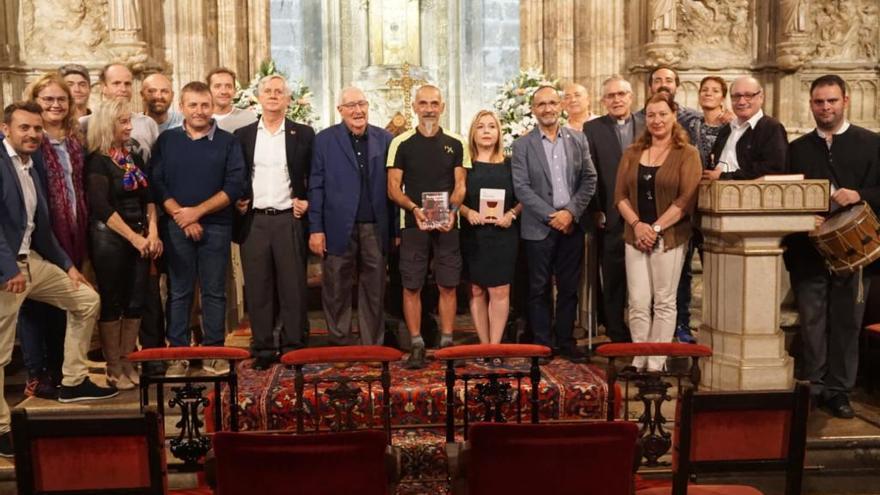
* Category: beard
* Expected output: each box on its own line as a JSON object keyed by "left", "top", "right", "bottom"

{"left": 148, "top": 101, "right": 169, "bottom": 115}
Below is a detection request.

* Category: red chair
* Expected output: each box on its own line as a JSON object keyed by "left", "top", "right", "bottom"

{"left": 433, "top": 343, "right": 552, "bottom": 442}
{"left": 464, "top": 421, "right": 640, "bottom": 495}
{"left": 12, "top": 407, "right": 166, "bottom": 494}
{"left": 597, "top": 342, "right": 713, "bottom": 466}
{"left": 636, "top": 382, "right": 811, "bottom": 495}
{"left": 212, "top": 429, "right": 392, "bottom": 495}
{"left": 280, "top": 345, "right": 404, "bottom": 441}
{"left": 862, "top": 323, "right": 880, "bottom": 392}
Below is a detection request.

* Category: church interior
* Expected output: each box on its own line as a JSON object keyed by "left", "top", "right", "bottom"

{"left": 1, "top": 0, "right": 880, "bottom": 494}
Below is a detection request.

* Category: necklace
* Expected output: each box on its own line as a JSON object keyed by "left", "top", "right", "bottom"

{"left": 648, "top": 144, "right": 671, "bottom": 167}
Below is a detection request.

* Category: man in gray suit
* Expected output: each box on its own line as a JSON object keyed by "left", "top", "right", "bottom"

{"left": 512, "top": 86, "right": 597, "bottom": 363}
{"left": 583, "top": 75, "right": 644, "bottom": 343}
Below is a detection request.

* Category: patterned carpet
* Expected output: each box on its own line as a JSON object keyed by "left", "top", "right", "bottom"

{"left": 207, "top": 354, "right": 609, "bottom": 493}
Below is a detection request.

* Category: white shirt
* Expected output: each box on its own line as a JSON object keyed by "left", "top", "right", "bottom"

{"left": 718, "top": 109, "right": 764, "bottom": 173}
{"left": 252, "top": 118, "right": 293, "bottom": 210}
{"left": 214, "top": 108, "right": 258, "bottom": 133}
{"left": 3, "top": 138, "right": 38, "bottom": 255}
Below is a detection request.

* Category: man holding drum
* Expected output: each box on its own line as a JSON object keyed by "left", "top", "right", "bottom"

{"left": 784, "top": 75, "right": 880, "bottom": 419}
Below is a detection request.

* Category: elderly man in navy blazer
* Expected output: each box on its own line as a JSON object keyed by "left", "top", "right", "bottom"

{"left": 512, "top": 86, "right": 597, "bottom": 363}
{"left": 0, "top": 102, "right": 117, "bottom": 454}
{"left": 309, "top": 87, "right": 394, "bottom": 347}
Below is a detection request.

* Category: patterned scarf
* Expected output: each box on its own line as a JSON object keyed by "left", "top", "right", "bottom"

{"left": 109, "top": 147, "right": 149, "bottom": 191}
{"left": 40, "top": 133, "right": 88, "bottom": 268}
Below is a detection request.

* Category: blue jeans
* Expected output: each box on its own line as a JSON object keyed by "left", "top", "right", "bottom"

{"left": 18, "top": 299, "right": 66, "bottom": 378}
{"left": 163, "top": 220, "right": 231, "bottom": 347}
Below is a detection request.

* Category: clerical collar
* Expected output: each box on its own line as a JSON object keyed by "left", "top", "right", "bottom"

{"left": 816, "top": 121, "right": 850, "bottom": 139}
{"left": 615, "top": 115, "right": 632, "bottom": 126}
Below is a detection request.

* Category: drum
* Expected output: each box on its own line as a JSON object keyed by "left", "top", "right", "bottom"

{"left": 809, "top": 201, "right": 880, "bottom": 274}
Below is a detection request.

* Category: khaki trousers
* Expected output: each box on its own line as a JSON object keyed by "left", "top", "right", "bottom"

{"left": 0, "top": 251, "right": 100, "bottom": 432}
{"left": 624, "top": 239, "right": 686, "bottom": 371}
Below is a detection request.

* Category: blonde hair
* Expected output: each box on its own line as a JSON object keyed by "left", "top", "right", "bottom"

{"left": 88, "top": 99, "right": 130, "bottom": 155}
{"left": 467, "top": 110, "right": 504, "bottom": 162}
{"left": 23, "top": 72, "right": 80, "bottom": 138}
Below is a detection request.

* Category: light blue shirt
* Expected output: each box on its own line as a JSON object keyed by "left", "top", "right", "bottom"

{"left": 541, "top": 130, "right": 570, "bottom": 209}
{"left": 157, "top": 111, "right": 184, "bottom": 133}
{"left": 49, "top": 136, "right": 77, "bottom": 222}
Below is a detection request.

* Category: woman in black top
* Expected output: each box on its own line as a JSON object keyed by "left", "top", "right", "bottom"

{"left": 459, "top": 111, "right": 522, "bottom": 356}
{"left": 85, "top": 99, "right": 162, "bottom": 390}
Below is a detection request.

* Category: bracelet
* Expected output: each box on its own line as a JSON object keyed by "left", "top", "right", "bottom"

{"left": 411, "top": 204, "right": 419, "bottom": 213}
{"left": 630, "top": 219, "right": 640, "bottom": 228}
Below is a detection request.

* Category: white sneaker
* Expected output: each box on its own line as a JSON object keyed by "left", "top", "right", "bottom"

{"left": 203, "top": 359, "right": 230, "bottom": 375}
{"left": 165, "top": 360, "right": 189, "bottom": 377}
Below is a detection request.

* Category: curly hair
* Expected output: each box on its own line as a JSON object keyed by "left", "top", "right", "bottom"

{"left": 634, "top": 92, "right": 690, "bottom": 150}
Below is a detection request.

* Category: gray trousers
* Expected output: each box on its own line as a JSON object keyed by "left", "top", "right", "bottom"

{"left": 322, "top": 223, "right": 386, "bottom": 345}
{"left": 792, "top": 269, "right": 869, "bottom": 398}
{"left": 241, "top": 213, "right": 308, "bottom": 358}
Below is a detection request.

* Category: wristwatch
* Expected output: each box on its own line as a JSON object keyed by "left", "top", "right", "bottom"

{"left": 652, "top": 224, "right": 662, "bottom": 234}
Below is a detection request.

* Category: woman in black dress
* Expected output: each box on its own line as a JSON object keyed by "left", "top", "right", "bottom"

{"left": 85, "top": 99, "right": 162, "bottom": 389}
{"left": 459, "top": 110, "right": 522, "bottom": 348}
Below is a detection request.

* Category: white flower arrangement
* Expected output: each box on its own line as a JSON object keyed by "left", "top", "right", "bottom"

{"left": 233, "top": 59, "right": 320, "bottom": 128}
{"left": 492, "top": 67, "right": 563, "bottom": 154}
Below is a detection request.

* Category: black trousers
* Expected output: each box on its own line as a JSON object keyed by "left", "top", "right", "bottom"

{"left": 524, "top": 227, "right": 584, "bottom": 353}
{"left": 791, "top": 269, "right": 868, "bottom": 398}
{"left": 597, "top": 224, "right": 629, "bottom": 342}
{"left": 241, "top": 213, "right": 308, "bottom": 358}
{"left": 89, "top": 222, "right": 149, "bottom": 321}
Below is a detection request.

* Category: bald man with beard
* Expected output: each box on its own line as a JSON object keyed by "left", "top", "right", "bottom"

{"left": 141, "top": 73, "right": 183, "bottom": 133}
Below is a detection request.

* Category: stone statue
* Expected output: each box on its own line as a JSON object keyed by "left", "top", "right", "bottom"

{"left": 651, "top": 0, "right": 678, "bottom": 32}
{"left": 780, "top": 0, "right": 808, "bottom": 35}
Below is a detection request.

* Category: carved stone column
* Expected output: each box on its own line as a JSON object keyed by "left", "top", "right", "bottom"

{"left": 644, "top": 0, "right": 682, "bottom": 66}
{"left": 698, "top": 179, "right": 829, "bottom": 390}
{"left": 107, "top": 0, "right": 149, "bottom": 70}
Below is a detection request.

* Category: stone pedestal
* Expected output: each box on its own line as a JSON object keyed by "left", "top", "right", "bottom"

{"left": 698, "top": 179, "right": 829, "bottom": 390}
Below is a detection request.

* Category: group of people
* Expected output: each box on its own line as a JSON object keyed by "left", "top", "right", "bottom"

{"left": 0, "top": 61, "right": 877, "bottom": 460}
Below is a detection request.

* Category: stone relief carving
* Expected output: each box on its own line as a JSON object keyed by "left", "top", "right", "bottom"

{"left": 21, "top": 0, "right": 109, "bottom": 62}
{"left": 652, "top": 0, "right": 678, "bottom": 32}
{"left": 678, "top": 0, "right": 751, "bottom": 63}
{"left": 811, "top": 0, "right": 878, "bottom": 61}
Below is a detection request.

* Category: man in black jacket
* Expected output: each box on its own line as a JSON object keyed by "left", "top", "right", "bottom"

{"left": 784, "top": 75, "right": 880, "bottom": 418}
{"left": 703, "top": 76, "right": 788, "bottom": 181}
{"left": 582, "top": 75, "right": 644, "bottom": 343}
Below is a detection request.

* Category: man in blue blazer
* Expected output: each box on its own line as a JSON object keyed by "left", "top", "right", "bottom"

{"left": 0, "top": 102, "right": 117, "bottom": 453}
{"left": 512, "top": 86, "right": 597, "bottom": 363}
{"left": 309, "top": 87, "right": 394, "bottom": 347}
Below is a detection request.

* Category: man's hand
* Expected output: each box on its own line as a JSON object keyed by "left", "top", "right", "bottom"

{"left": 548, "top": 209, "right": 574, "bottom": 232}
{"left": 702, "top": 167, "right": 723, "bottom": 181}
{"left": 184, "top": 223, "right": 204, "bottom": 241}
{"left": 813, "top": 215, "right": 825, "bottom": 230}
{"left": 831, "top": 188, "right": 861, "bottom": 208}
{"left": 3, "top": 272, "right": 26, "bottom": 294}
{"left": 173, "top": 207, "right": 202, "bottom": 228}
{"left": 293, "top": 198, "right": 309, "bottom": 218}
{"left": 413, "top": 207, "right": 429, "bottom": 231}
{"left": 309, "top": 233, "right": 326, "bottom": 258}
{"left": 719, "top": 108, "right": 735, "bottom": 124}
{"left": 67, "top": 266, "right": 91, "bottom": 290}
{"left": 591, "top": 211, "right": 606, "bottom": 230}
{"left": 235, "top": 199, "right": 250, "bottom": 214}
{"left": 437, "top": 214, "right": 455, "bottom": 233}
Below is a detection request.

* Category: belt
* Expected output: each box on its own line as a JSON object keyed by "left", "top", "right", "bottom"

{"left": 16, "top": 254, "right": 27, "bottom": 262}
{"left": 253, "top": 208, "right": 292, "bottom": 216}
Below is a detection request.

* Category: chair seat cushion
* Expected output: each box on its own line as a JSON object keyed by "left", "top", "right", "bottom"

{"left": 281, "top": 345, "right": 403, "bottom": 365}
{"left": 596, "top": 342, "right": 713, "bottom": 358}
{"left": 637, "top": 484, "right": 763, "bottom": 495}
{"left": 127, "top": 346, "right": 250, "bottom": 362}
{"left": 433, "top": 343, "right": 552, "bottom": 360}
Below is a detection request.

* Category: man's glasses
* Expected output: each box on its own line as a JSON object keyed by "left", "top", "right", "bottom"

{"left": 731, "top": 91, "right": 761, "bottom": 102}
{"left": 340, "top": 100, "right": 369, "bottom": 110}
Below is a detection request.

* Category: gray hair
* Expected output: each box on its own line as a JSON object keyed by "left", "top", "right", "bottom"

{"left": 337, "top": 86, "right": 366, "bottom": 106}
{"left": 601, "top": 75, "right": 633, "bottom": 95}
{"left": 257, "top": 74, "right": 290, "bottom": 96}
